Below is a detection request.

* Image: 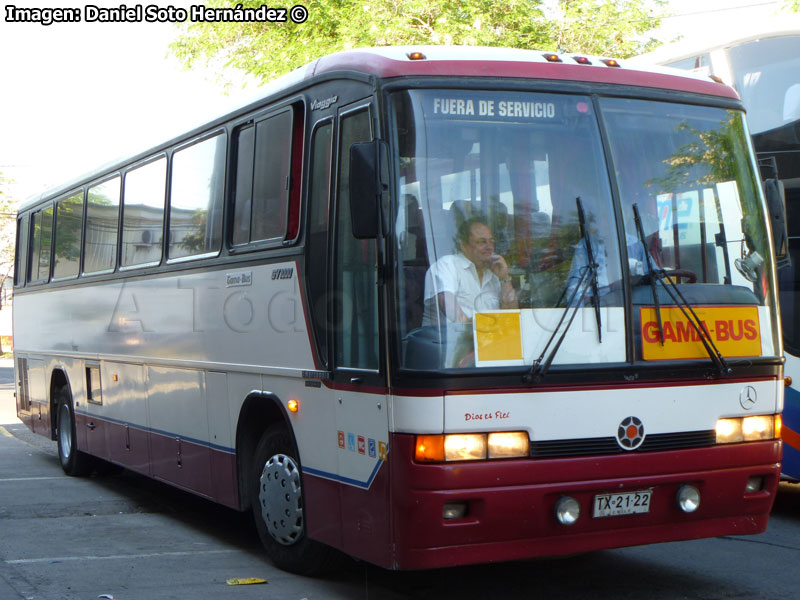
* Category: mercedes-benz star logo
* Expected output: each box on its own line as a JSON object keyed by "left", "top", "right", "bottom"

{"left": 617, "top": 416, "right": 645, "bottom": 451}
{"left": 739, "top": 386, "right": 757, "bottom": 410}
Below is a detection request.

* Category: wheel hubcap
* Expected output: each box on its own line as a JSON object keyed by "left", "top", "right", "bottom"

{"left": 258, "top": 453, "right": 303, "bottom": 545}
{"left": 58, "top": 404, "right": 72, "bottom": 459}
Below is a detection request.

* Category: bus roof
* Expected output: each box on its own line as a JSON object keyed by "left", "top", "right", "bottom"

{"left": 305, "top": 46, "right": 738, "bottom": 99}
{"left": 20, "top": 45, "right": 739, "bottom": 212}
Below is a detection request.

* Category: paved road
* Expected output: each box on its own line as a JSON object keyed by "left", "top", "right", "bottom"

{"left": 3, "top": 373, "right": 800, "bottom": 599}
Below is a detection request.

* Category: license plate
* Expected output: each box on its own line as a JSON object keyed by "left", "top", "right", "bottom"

{"left": 593, "top": 490, "right": 652, "bottom": 518}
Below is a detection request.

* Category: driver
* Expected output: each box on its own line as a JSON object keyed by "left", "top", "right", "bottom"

{"left": 422, "top": 216, "right": 518, "bottom": 326}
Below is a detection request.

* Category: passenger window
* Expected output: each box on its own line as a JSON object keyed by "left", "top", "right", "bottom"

{"left": 232, "top": 110, "right": 293, "bottom": 245}
{"left": 122, "top": 157, "right": 166, "bottom": 267}
{"left": 85, "top": 177, "right": 121, "bottom": 274}
{"left": 169, "top": 133, "right": 226, "bottom": 260}
{"left": 14, "top": 215, "right": 28, "bottom": 287}
{"left": 28, "top": 204, "right": 54, "bottom": 283}
{"left": 53, "top": 191, "right": 84, "bottom": 280}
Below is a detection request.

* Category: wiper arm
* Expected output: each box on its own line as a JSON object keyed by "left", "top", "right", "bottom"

{"left": 577, "top": 197, "right": 602, "bottom": 342}
{"left": 652, "top": 270, "right": 732, "bottom": 375}
{"left": 524, "top": 257, "right": 598, "bottom": 384}
{"left": 632, "top": 204, "right": 731, "bottom": 376}
{"left": 633, "top": 203, "right": 664, "bottom": 347}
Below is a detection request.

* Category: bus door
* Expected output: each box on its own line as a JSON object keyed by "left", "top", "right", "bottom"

{"left": 330, "top": 101, "right": 391, "bottom": 560}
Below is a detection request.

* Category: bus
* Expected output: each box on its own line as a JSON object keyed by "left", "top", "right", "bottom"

{"left": 630, "top": 25, "right": 800, "bottom": 480}
{"left": 13, "top": 46, "right": 785, "bottom": 573}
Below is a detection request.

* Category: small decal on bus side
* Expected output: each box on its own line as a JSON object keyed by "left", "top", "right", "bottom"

{"left": 226, "top": 271, "right": 252, "bottom": 287}
{"left": 271, "top": 267, "right": 294, "bottom": 280}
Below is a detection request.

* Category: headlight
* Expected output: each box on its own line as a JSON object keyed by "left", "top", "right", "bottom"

{"left": 716, "top": 415, "right": 776, "bottom": 444}
{"left": 488, "top": 431, "right": 530, "bottom": 458}
{"left": 416, "top": 432, "right": 529, "bottom": 462}
{"left": 742, "top": 415, "right": 774, "bottom": 440}
{"left": 444, "top": 434, "right": 487, "bottom": 461}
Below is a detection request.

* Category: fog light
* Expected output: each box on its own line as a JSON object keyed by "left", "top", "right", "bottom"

{"left": 677, "top": 485, "right": 701, "bottom": 513}
{"left": 443, "top": 502, "right": 468, "bottom": 520}
{"left": 555, "top": 496, "right": 581, "bottom": 525}
{"left": 745, "top": 476, "right": 764, "bottom": 493}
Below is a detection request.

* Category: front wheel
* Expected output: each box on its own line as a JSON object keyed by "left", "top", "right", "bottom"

{"left": 55, "top": 387, "right": 94, "bottom": 476}
{"left": 251, "top": 427, "right": 338, "bottom": 574}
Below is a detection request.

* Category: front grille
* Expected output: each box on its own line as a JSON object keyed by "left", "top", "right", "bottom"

{"left": 530, "top": 430, "right": 716, "bottom": 459}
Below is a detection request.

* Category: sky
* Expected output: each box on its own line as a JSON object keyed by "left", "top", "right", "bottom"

{"left": 0, "top": 0, "right": 796, "bottom": 203}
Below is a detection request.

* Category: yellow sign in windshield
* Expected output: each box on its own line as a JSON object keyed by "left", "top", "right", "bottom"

{"left": 474, "top": 312, "right": 523, "bottom": 363}
{"left": 641, "top": 306, "right": 761, "bottom": 361}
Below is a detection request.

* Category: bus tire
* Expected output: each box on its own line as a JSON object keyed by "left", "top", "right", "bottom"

{"left": 56, "top": 387, "right": 94, "bottom": 476}
{"left": 251, "top": 426, "right": 337, "bottom": 575}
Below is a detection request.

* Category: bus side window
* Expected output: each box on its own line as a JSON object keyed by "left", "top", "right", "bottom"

{"left": 53, "top": 191, "right": 84, "bottom": 280}
{"left": 232, "top": 107, "right": 295, "bottom": 246}
{"left": 14, "top": 214, "right": 29, "bottom": 287}
{"left": 307, "top": 120, "right": 334, "bottom": 366}
{"left": 169, "top": 132, "right": 226, "bottom": 260}
{"left": 85, "top": 177, "right": 121, "bottom": 275}
{"left": 28, "top": 204, "right": 54, "bottom": 283}
{"left": 334, "top": 107, "right": 378, "bottom": 370}
{"left": 121, "top": 157, "right": 166, "bottom": 268}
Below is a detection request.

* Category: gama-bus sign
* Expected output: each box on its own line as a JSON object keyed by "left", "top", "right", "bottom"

{"left": 640, "top": 306, "right": 761, "bottom": 360}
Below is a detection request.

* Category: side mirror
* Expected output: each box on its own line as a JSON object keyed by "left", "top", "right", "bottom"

{"left": 763, "top": 177, "right": 789, "bottom": 267}
{"left": 349, "top": 140, "right": 389, "bottom": 239}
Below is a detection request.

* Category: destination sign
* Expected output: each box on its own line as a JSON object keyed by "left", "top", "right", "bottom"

{"left": 417, "top": 90, "right": 582, "bottom": 123}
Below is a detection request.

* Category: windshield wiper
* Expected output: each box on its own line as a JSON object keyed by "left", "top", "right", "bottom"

{"left": 577, "top": 197, "right": 603, "bottom": 342}
{"left": 632, "top": 203, "right": 731, "bottom": 376}
{"left": 633, "top": 203, "right": 665, "bottom": 347}
{"left": 524, "top": 198, "right": 601, "bottom": 383}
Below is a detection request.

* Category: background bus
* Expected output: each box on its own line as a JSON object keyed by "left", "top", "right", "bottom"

{"left": 631, "top": 23, "right": 800, "bottom": 479}
{"left": 14, "top": 46, "right": 784, "bottom": 573}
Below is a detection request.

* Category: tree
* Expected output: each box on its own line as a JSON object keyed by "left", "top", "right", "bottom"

{"left": 171, "top": 0, "right": 666, "bottom": 85}
{"left": 0, "top": 173, "right": 17, "bottom": 354}
{"left": 543, "top": 0, "right": 665, "bottom": 56}
{"left": 0, "top": 174, "right": 17, "bottom": 297}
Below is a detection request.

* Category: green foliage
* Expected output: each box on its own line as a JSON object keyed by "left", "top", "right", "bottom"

{"left": 545, "top": 0, "right": 665, "bottom": 56}
{"left": 647, "top": 113, "right": 742, "bottom": 192}
{"left": 171, "top": 0, "right": 666, "bottom": 84}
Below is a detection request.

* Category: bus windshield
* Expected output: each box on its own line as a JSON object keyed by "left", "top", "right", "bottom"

{"left": 392, "top": 89, "right": 778, "bottom": 371}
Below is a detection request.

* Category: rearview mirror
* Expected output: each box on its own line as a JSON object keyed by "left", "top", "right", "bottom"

{"left": 349, "top": 140, "right": 389, "bottom": 239}
{"left": 763, "top": 177, "right": 789, "bottom": 267}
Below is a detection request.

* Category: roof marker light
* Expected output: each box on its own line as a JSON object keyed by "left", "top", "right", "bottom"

{"left": 573, "top": 56, "right": 592, "bottom": 65}
{"left": 407, "top": 51, "right": 426, "bottom": 61}
{"left": 543, "top": 53, "right": 562, "bottom": 63}
{"left": 708, "top": 74, "right": 724, "bottom": 83}
{"left": 601, "top": 58, "right": 621, "bottom": 67}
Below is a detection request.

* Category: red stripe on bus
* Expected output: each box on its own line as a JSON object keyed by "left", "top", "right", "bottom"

{"left": 782, "top": 423, "right": 800, "bottom": 451}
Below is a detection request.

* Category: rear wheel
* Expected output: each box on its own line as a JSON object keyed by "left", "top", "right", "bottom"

{"left": 55, "top": 387, "right": 93, "bottom": 476}
{"left": 251, "top": 426, "right": 338, "bottom": 574}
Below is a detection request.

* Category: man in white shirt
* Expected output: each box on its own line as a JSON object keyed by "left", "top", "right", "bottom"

{"left": 423, "top": 217, "right": 519, "bottom": 326}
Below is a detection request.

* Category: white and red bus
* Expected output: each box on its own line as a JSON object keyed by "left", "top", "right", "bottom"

{"left": 13, "top": 46, "right": 784, "bottom": 573}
